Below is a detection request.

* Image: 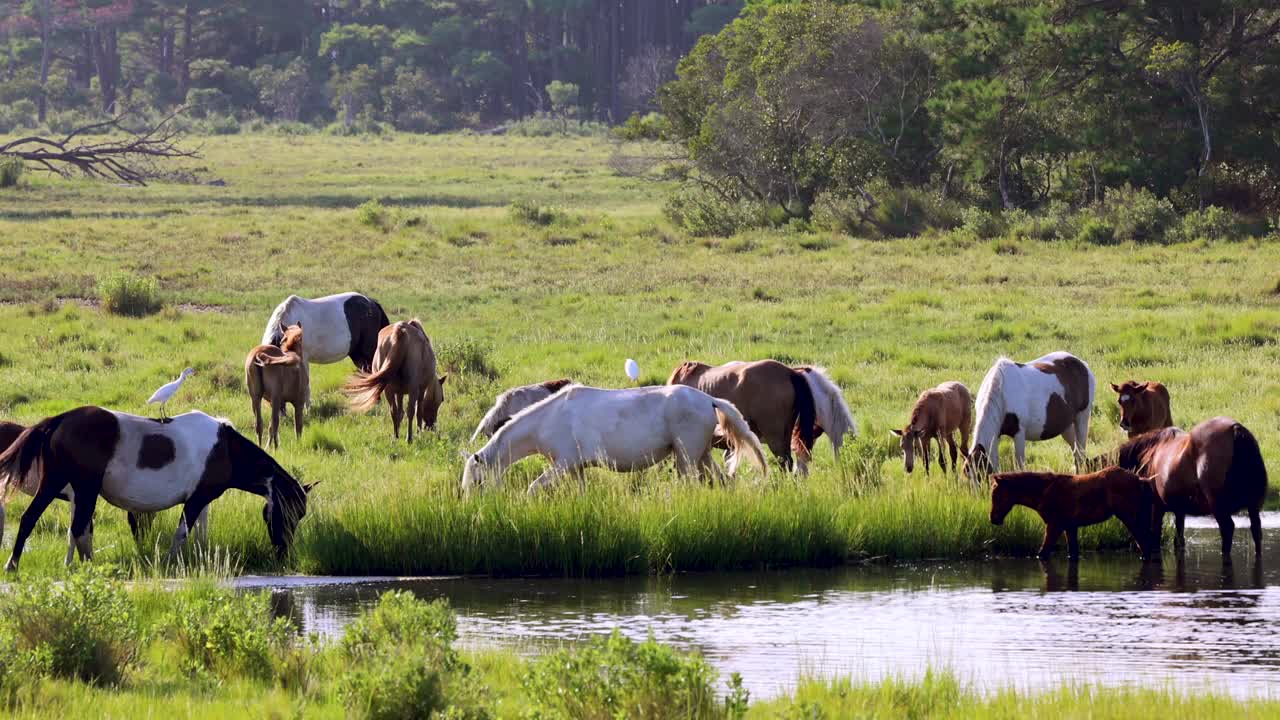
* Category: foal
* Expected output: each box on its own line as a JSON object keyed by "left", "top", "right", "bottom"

{"left": 345, "top": 319, "right": 444, "bottom": 442}
{"left": 245, "top": 323, "right": 309, "bottom": 448}
{"left": 989, "top": 467, "right": 1155, "bottom": 560}
{"left": 1110, "top": 380, "right": 1172, "bottom": 438}
{"left": 892, "top": 381, "right": 972, "bottom": 476}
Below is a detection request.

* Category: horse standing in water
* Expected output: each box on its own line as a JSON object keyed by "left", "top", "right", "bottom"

{"left": 0, "top": 406, "right": 311, "bottom": 571}
{"left": 262, "top": 292, "right": 390, "bottom": 372}
{"left": 892, "top": 381, "right": 972, "bottom": 476}
{"left": 345, "top": 320, "right": 445, "bottom": 442}
{"left": 964, "top": 352, "right": 1095, "bottom": 481}
{"left": 471, "top": 378, "right": 575, "bottom": 441}
{"left": 462, "top": 384, "right": 767, "bottom": 495}
{"left": 1111, "top": 380, "right": 1172, "bottom": 438}
{"left": 667, "top": 360, "right": 816, "bottom": 474}
{"left": 1116, "top": 417, "right": 1267, "bottom": 562}
{"left": 989, "top": 467, "right": 1155, "bottom": 560}
{"left": 245, "top": 322, "right": 310, "bottom": 448}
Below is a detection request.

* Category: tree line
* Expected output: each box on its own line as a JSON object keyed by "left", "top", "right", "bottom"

{"left": 0, "top": 0, "right": 744, "bottom": 132}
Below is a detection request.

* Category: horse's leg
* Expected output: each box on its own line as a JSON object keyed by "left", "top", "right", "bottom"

{"left": 1073, "top": 410, "right": 1090, "bottom": 471}
{"left": 252, "top": 393, "right": 264, "bottom": 446}
{"left": 406, "top": 389, "right": 417, "bottom": 443}
{"left": 388, "top": 394, "right": 402, "bottom": 440}
{"left": 527, "top": 464, "right": 569, "bottom": 496}
{"left": 1013, "top": 432, "right": 1027, "bottom": 470}
{"left": 1066, "top": 527, "right": 1080, "bottom": 561}
{"left": 193, "top": 506, "right": 210, "bottom": 547}
{"left": 1215, "top": 511, "right": 1235, "bottom": 564}
{"left": 269, "top": 398, "right": 282, "bottom": 449}
{"left": 1250, "top": 505, "right": 1263, "bottom": 558}
{"left": 935, "top": 434, "right": 948, "bottom": 474}
{"left": 6, "top": 480, "right": 64, "bottom": 572}
{"left": 293, "top": 401, "right": 303, "bottom": 441}
{"left": 168, "top": 489, "right": 217, "bottom": 562}
{"left": 1174, "top": 512, "right": 1186, "bottom": 552}
{"left": 948, "top": 433, "right": 960, "bottom": 473}
{"left": 921, "top": 436, "right": 931, "bottom": 477}
{"left": 67, "top": 488, "right": 99, "bottom": 564}
{"left": 1037, "top": 523, "right": 1062, "bottom": 560}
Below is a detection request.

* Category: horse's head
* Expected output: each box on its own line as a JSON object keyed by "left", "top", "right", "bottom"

{"left": 421, "top": 375, "right": 448, "bottom": 429}
{"left": 988, "top": 473, "right": 1014, "bottom": 525}
{"left": 279, "top": 323, "right": 304, "bottom": 355}
{"left": 666, "top": 361, "right": 708, "bottom": 386}
{"left": 890, "top": 426, "right": 924, "bottom": 474}
{"left": 461, "top": 452, "right": 491, "bottom": 496}
{"left": 1111, "top": 381, "right": 1161, "bottom": 436}
{"left": 229, "top": 429, "right": 311, "bottom": 559}
{"left": 963, "top": 444, "right": 994, "bottom": 483}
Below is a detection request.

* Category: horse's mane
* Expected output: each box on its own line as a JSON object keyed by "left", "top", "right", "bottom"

{"left": 667, "top": 361, "right": 709, "bottom": 385}
{"left": 1115, "top": 426, "right": 1182, "bottom": 471}
{"left": 798, "top": 366, "right": 856, "bottom": 438}
{"left": 471, "top": 380, "right": 575, "bottom": 442}
{"left": 481, "top": 383, "right": 582, "bottom": 450}
{"left": 971, "top": 357, "right": 1014, "bottom": 450}
{"left": 263, "top": 295, "right": 302, "bottom": 344}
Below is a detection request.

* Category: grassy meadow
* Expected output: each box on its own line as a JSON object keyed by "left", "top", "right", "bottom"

{"left": 0, "top": 132, "right": 1278, "bottom": 577}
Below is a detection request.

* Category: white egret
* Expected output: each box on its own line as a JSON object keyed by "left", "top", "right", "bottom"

{"left": 625, "top": 358, "right": 640, "bottom": 384}
{"left": 148, "top": 367, "right": 195, "bottom": 419}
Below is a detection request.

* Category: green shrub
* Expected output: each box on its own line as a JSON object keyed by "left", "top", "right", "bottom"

{"left": 1104, "top": 184, "right": 1177, "bottom": 243}
{"left": 357, "top": 198, "right": 392, "bottom": 232}
{"left": 959, "top": 206, "right": 1005, "bottom": 240}
{"left": 199, "top": 114, "right": 241, "bottom": 135}
{"left": 615, "top": 112, "right": 671, "bottom": 141}
{"left": 664, "top": 184, "right": 770, "bottom": 237}
{"left": 0, "top": 567, "right": 138, "bottom": 685}
{"left": 97, "top": 273, "right": 163, "bottom": 317}
{"left": 184, "top": 87, "right": 231, "bottom": 118}
{"left": 505, "top": 113, "right": 609, "bottom": 138}
{"left": 161, "top": 587, "right": 294, "bottom": 681}
{"left": 436, "top": 337, "right": 501, "bottom": 380}
{"left": 0, "top": 157, "right": 23, "bottom": 188}
{"left": 339, "top": 647, "right": 447, "bottom": 720}
{"left": 509, "top": 199, "right": 569, "bottom": 227}
{"left": 1173, "top": 205, "right": 1240, "bottom": 242}
{"left": 523, "top": 631, "right": 722, "bottom": 720}
{"left": 1075, "top": 217, "right": 1117, "bottom": 245}
{"left": 340, "top": 592, "right": 457, "bottom": 662}
{"left": 0, "top": 99, "right": 37, "bottom": 133}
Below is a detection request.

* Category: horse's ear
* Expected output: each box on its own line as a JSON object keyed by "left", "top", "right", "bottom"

{"left": 890, "top": 429, "right": 904, "bottom": 437}
{"left": 1135, "top": 381, "right": 1149, "bottom": 392}
{"left": 439, "top": 374, "right": 448, "bottom": 386}
{"left": 1110, "top": 383, "right": 1121, "bottom": 393}
{"left": 303, "top": 481, "right": 320, "bottom": 493}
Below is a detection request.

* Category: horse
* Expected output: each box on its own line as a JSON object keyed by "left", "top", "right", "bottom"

{"left": 793, "top": 366, "right": 858, "bottom": 463}
{"left": 667, "top": 360, "right": 816, "bottom": 474}
{"left": 461, "top": 384, "right": 767, "bottom": 495}
{"left": 245, "top": 322, "right": 309, "bottom": 448}
{"left": 470, "top": 378, "right": 575, "bottom": 441}
{"left": 0, "top": 406, "right": 312, "bottom": 571}
{"left": 344, "top": 319, "right": 445, "bottom": 442}
{"left": 990, "top": 467, "right": 1155, "bottom": 560}
{"left": 262, "top": 292, "right": 390, "bottom": 372}
{"left": 1110, "top": 380, "right": 1172, "bottom": 438}
{"left": 1115, "top": 417, "right": 1267, "bottom": 562}
{"left": 892, "top": 381, "right": 972, "bottom": 476}
{"left": 964, "top": 351, "right": 1095, "bottom": 481}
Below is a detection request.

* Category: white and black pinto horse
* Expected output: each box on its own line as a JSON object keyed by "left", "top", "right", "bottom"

{"left": 0, "top": 407, "right": 312, "bottom": 571}
{"left": 263, "top": 292, "right": 390, "bottom": 372}
{"left": 964, "top": 351, "right": 1096, "bottom": 480}
{"left": 470, "top": 378, "right": 575, "bottom": 442}
{"left": 462, "top": 384, "right": 768, "bottom": 495}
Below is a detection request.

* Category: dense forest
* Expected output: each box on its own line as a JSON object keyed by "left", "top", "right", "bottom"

{"left": 0, "top": 0, "right": 743, "bottom": 131}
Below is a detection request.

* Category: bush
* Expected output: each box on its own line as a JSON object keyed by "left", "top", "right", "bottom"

{"left": 185, "top": 87, "right": 232, "bottom": 118}
{"left": 664, "top": 184, "right": 770, "bottom": 237}
{"left": 959, "top": 206, "right": 1005, "bottom": 240}
{"left": 615, "top": 112, "right": 671, "bottom": 141}
{"left": 161, "top": 587, "right": 294, "bottom": 681}
{"left": 198, "top": 114, "right": 241, "bottom": 135}
{"left": 1173, "top": 205, "right": 1240, "bottom": 242}
{"left": 97, "top": 273, "right": 163, "bottom": 317}
{"left": 0, "top": 158, "right": 23, "bottom": 189}
{"left": 509, "top": 200, "right": 569, "bottom": 227}
{"left": 341, "top": 592, "right": 457, "bottom": 661}
{"left": 813, "top": 185, "right": 961, "bottom": 239}
{"left": 1074, "top": 217, "right": 1117, "bottom": 245}
{"left": 436, "top": 337, "right": 501, "bottom": 380}
{"left": 1104, "top": 184, "right": 1177, "bottom": 243}
{"left": 523, "top": 631, "right": 722, "bottom": 720}
{"left": 0, "top": 568, "right": 138, "bottom": 685}
{"left": 357, "top": 198, "right": 393, "bottom": 232}
{"left": 504, "top": 114, "right": 609, "bottom": 138}
{"left": 0, "top": 99, "right": 37, "bottom": 133}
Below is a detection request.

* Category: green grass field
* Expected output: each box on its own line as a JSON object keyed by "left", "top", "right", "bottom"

{"left": 0, "top": 133, "right": 1277, "bottom": 577}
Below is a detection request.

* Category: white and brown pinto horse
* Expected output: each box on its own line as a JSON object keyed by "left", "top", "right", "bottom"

{"left": 964, "top": 351, "right": 1095, "bottom": 480}
{"left": 0, "top": 407, "right": 311, "bottom": 571}
{"left": 470, "top": 378, "right": 574, "bottom": 442}
{"left": 263, "top": 292, "right": 390, "bottom": 372}
{"left": 462, "top": 385, "right": 767, "bottom": 495}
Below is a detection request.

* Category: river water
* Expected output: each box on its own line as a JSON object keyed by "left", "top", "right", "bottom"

{"left": 239, "top": 514, "right": 1280, "bottom": 699}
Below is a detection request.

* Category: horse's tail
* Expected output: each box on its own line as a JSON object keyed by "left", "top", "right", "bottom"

{"left": 711, "top": 398, "right": 767, "bottom": 479}
{"left": 254, "top": 351, "right": 304, "bottom": 367}
{"left": 787, "top": 370, "right": 818, "bottom": 461}
{"left": 344, "top": 323, "right": 409, "bottom": 412}
{"left": 1228, "top": 422, "right": 1268, "bottom": 509}
{"left": 0, "top": 415, "right": 64, "bottom": 502}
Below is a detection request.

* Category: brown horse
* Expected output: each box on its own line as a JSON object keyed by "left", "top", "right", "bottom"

{"left": 1116, "top": 417, "right": 1267, "bottom": 562}
{"left": 892, "top": 381, "right": 972, "bottom": 476}
{"left": 1110, "top": 381, "right": 1172, "bottom": 438}
{"left": 345, "top": 319, "right": 444, "bottom": 442}
{"left": 245, "top": 323, "right": 309, "bottom": 448}
{"left": 667, "top": 360, "right": 816, "bottom": 474}
{"left": 990, "top": 467, "right": 1155, "bottom": 560}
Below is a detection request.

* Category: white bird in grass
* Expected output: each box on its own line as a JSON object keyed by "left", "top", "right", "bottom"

{"left": 625, "top": 358, "right": 640, "bottom": 384}
{"left": 148, "top": 367, "right": 195, "bottom": 419}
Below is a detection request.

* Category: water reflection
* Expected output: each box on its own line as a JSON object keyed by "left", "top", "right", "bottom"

{"left": 240, "top": 515, "right": 1280, "bottom": 699}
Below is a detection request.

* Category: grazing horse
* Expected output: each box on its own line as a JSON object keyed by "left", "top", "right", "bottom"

{"left": 667, "top": 360, "right": 816, "bottom": 474}
{"left": 964, "top": 352, "right": 1095, "bottom": 480}
{"left": 0, "top": 407, "right": 311, "bottom": 571}
{"left": 793, "top": 366, "right": 858, "bottom": 463}
{"left": 262, "top": 292, "right": 390, "bottom": 372}
{"left": 470, "top": 378, "right": 575, "bottom": 441}
{"left": 990, "top": 467, "right": 1155, "bottom": 560}
{"left": 345, "top": 320, "right": 445, "bottom": 442}
{"left": 1116, "top": 417, "right": 1267, "bottom": 562}
{"left": 1110, "top": 380, "right": 1172, "bottom": 438}
{"left": 892, "top": 381, "right": 972, "bottom": 476}
{"left": 245, "top": 323, "right": 310, "bottom": 448}
{"left": 462, "top": 385, "right": 767, "bottom": 495}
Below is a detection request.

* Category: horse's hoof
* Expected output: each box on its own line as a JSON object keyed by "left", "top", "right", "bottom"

{"left": 4, "top": 560, "right": 17, "bottom": 573}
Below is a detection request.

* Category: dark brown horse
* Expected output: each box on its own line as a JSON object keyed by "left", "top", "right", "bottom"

{"left": 1110, "top": 380, "right": 1172, "bottom": 438}
{"left": 1116, "top": 417, "right": 1267, "bottom": 562}
{"left": 667, "top": 360, "right": 816, "bottom": 474}
{"left": 990, "top": 467, "right": 1155, "bottom": 560}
